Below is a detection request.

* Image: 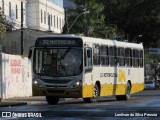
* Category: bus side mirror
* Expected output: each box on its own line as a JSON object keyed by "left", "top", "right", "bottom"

{"left": 87, "top": 49, "right": 91, "bottom": 58}
{"left": 28, "top": 49, "right": 32, "bottom": 59}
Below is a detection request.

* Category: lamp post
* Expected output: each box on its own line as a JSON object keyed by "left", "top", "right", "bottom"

{"left": 133, "top": 35, "right": 143, "bottom": 42}
{"left": 67, "top": 11, "right": 89, "bottom": 34}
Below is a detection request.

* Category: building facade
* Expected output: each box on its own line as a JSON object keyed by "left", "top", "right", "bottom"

{"left": 0, "top": 0, "right": 65, "bottom": 54}
{"left": 0, "top": 0, "right": 27, "bottom": 29}
{"left": 27, "top": 0, "right": 65, "bottom": 33}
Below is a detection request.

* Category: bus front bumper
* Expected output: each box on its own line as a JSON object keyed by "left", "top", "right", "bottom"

{"left": 32, "top": 84, "right": 94, "bottom": 98}
{"left": 32, "top": 86, "right": 83, "bottom": 98}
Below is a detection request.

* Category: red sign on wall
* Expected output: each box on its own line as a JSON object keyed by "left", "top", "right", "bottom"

{"left": 10, "top": 59, "right": 22, "bottom": 74}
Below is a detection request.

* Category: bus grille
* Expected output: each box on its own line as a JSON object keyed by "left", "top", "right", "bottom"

{"left": 41, "top": 79, "right": 72, "bottom": 84}
{"left": 47, "top": 90, "right": 65, "bottom": 94}
{"left": 45, "top": 85, "right": 67, "bottom": 88}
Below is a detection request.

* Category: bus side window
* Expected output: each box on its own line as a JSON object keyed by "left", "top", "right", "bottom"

{"left": 139, "top": 50, "right": 143, "bottom": 67}
{"left": 125, "top": 48, "right": 132, "bottom": 67}
{"left": 109, "top": 46, "right": 117, "bottom": 66}
{"left": 93, "top": 44, "right": 100, "bottom": 66}
{"left": 118, "top": 47, "right": 125, "bottom": 66}
{"left": 101, "top": 45, "right": 109, "bottom": 66}
{"left": 85, "top": 47, "right": 93, "bottom": 71}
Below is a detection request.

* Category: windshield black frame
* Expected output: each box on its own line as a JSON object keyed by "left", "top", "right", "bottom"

{"left": 33, "top": 47, "right": 83, "bottom": 77}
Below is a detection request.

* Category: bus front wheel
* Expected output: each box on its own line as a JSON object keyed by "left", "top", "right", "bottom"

{"left": 46, "top": 96, "right": 59, "bottom": 105}
{"left": 83, "top": 84, "right": 99, "bottom": 103}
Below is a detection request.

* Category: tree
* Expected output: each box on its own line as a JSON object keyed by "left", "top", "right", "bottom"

{"left": 100, "top": 0, "right": 160, "bottom": 47}
{"left": 0, "top": 11, "right": 6, "bottom": 45}
{"left": 64, "top": 0, "right": 124, "bottom": 40}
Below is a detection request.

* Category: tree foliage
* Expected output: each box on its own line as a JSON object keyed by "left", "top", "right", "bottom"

{"left": 67, "top": 0, "right": 160, "bottom": 47}
{"left": 64, "top": 0, "right": 123, "bottom": 40}
{"left": 101, "top": 0, "right": 160, "bottom": 47}
{"left": 0, "top": 11, "right": 6, "bottom": 45}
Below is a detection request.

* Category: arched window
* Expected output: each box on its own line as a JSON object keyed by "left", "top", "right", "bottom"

{"left": 57, "top": 16, "right": 58, "bottom": 28}
{"left": 48, "top": 13, "right": 50, "bottom": 25}
{"left": 62, "top": 19, "right": 64, "bottom": 28}
{"left": 51, "top": 14, "right": 52, "bottom": 26}
{"left": 44, "top": 11, "right": 46, "bottom": 24}
{"left": 16, "top": 5, "right": 18, "bottom": 19}
{"left": 41, "top": 9, "right": 43, "bottom": 23}
{"left": 60, "top": 18, "right": 61, "bottom": 29}
{"left": 9, "top": 2, "right": 11, "bottom": 17}
{"left": 54, "top": 15, "right": 55, "bottom": 28}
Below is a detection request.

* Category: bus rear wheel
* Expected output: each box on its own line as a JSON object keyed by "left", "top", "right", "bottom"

{"left": 83, "top": 84, "right": 99, "bottom": 103}
{"left": 46, "top": 96, "right": 59, "bottom": 105}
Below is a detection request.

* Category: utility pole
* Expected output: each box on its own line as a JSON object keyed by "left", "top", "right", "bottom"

{"left": 21, "top": 2, "right": 23, "bottom": 55}
{"left": 63, "top": 8, "right": 68, "bottom": 34}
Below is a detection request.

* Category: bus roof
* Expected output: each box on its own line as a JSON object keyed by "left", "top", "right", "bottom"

{"left": 36, "top": 34, "right": 143, "bottom": 49}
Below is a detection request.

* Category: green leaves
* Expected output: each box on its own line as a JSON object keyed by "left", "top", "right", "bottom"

{"left": 101, "top": 0, "right": 160, "bottom": 47}
{"left": 66, "top": 0, "right": 122, "bottom": 40}
{"left": 0, "top": 11, "right": 6, "bottom": 45}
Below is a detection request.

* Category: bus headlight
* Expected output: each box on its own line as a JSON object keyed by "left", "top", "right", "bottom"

{"left": 33, "top": 80, "right": 43, "bottom": 87}
{"left": 72, "top": 80, "right": 82, "bottom": 88}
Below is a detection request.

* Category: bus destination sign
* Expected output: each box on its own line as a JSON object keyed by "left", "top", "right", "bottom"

{"left": 35, "top": 38, "right": 83, "bottom": 47}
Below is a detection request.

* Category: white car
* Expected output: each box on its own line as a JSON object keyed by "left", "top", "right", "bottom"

{"left": 145, "top": 80, "right": 156, "bottom": 90}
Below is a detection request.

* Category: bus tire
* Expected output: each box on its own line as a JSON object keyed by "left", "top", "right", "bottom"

{"left": 46, "top": 96, "right": 59, "bottom": 105}
{"left": 116, "top": 95, "right": 123, "bottom": 101}
{"left": 83, "top": 84, "right": 99, "bottom": 103}
{"left": 123, "top": 82, "right": 131, "bottom": 100}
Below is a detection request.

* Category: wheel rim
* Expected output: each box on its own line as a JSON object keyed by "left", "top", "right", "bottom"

{"left": 126, "top": 84, "right": 130, "bottom": 98}
{"left": 93, "top": 86, "right": 98, "bottom": 99}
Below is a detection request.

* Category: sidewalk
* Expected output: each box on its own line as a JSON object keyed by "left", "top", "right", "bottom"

{"left": 0, "top": 97, "right": 79, "bottom": 107}
{"left": 0, "top": 96, "right": 46, "bottom": 107}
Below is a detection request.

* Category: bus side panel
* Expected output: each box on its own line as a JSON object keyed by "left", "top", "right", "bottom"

{"left": 115, "top": 84, "right": 126, "bottom": 95}
{"left": 100, "top": 84, "right": 113, "bottom": 96}
{"left": 130, "top": 68, "right": 144, "bottom": 94}
{"left": 131, "top": 68, "right": 144, "bottom": 93}
{"left": 82, "top": 72, "right": 94, "bottom": 98}
{"left": 131, "top": 83, "right": 144, "bottom": 94}
{"left": 115, "top": 68, "right": 126, "bottom": 95}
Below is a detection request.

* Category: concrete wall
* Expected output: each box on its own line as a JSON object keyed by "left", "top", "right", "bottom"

{"left": 3, "top": 29, "right": 55, "bottom": 55}
{"left": 1, "top": 53, "right": 32, "bottom": 99}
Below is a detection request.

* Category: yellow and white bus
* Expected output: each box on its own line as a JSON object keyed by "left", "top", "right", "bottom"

{"left": 28, "top": 34, "right": 144, "bottom": 105}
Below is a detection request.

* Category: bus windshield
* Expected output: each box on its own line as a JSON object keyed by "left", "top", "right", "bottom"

{"left": 33, "top": 48, "right": 83, "bottom": 77}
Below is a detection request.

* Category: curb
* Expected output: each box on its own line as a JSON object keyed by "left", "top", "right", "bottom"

{"left": 0, "top": 102, "right": 27, "bottom": 107}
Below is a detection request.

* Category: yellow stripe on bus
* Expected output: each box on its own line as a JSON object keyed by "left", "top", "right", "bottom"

{"left": 82, "top": 85, "right": 94, "bottom": 97}
{"left": 82, "top": 83, "right": 144, "bottom": 98}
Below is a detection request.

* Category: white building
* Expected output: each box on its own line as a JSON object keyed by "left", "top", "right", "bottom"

{"left": 0, "top": 0, "right": 65, "bottom": 55}
{"left": 27, "top": 0, "right": 65, "bottom": 33}
{"left": 0, "top": 0, "right": 27, "bottom": 29}
{"left": 0, "top": 0, "right": 65, "bottom": 33}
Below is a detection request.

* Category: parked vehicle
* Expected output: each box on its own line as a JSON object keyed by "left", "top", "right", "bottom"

{"left": 145, "top": 80, "right": 156, "bottom": 90}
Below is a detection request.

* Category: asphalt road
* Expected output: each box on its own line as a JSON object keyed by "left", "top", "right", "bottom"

{"left": 0, "top": 89, "right": 160, "bottom": 120}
